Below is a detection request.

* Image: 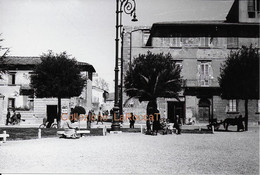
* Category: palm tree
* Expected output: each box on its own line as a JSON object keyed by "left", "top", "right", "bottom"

{"left": 124, "top": 51, "right": 182, "bottom": 133}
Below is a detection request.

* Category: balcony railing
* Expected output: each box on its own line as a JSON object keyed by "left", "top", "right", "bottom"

{"left": 183, "top": 79, "right": 219, "bottom": 87}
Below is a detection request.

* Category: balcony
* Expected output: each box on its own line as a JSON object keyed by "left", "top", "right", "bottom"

{"left": 183, "top": 79, "right": 219, "bottom": 87}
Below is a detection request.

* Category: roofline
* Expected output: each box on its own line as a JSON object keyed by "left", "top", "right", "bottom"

{"left": 146, "top": 21, "right": 260, "bottom": 46}
{"left": 0, "top": 56, "right": 96, "bottom": 72}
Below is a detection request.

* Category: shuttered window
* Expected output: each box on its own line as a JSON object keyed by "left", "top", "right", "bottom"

{"left": 170, "top": 38, "right": 181, "bottom": 47}
{"left": 197, "top": 62, "right": 213, "bottom": 86}
{"left": 229, "top": 99, "right": 238, "bottom": 112}
{"left": 142, "top": 31, "right": 150, "bottom": 47}
{"left": 227, "top": 37, "right": 238, "bottom": 49}
{"left": 248, "top": 0, "right": 259, "bottom": 18}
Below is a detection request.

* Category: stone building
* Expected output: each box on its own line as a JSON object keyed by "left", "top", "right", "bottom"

{"left": 122, "top": 0, "right": 259, "bottom": 124}
{"left": 0, "top": 56, "right": 95, "bottom": 125}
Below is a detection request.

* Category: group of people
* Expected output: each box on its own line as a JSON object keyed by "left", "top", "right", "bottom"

{"left": 129, "top": 112, "right": 182, "bottom": 135}
{"left": 6, "top": 109, "right": 22, "bottom": 125}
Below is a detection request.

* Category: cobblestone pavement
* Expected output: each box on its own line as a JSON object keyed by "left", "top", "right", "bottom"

{"left": 0, "top": 127, "right": 259, "bottom": 174}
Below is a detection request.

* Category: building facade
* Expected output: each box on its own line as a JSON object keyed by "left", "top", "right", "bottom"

{"left": 0, "top": 56, "right": 95, "bottom": 125}
{"left": 122, "top": 0, "right": 259, "bottom": 124}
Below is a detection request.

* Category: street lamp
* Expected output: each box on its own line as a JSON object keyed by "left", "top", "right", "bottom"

{"left": 112, "top": 0, "right": 138, "bottom": 131}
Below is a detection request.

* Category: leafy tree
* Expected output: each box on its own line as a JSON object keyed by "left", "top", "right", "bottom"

{"left": 31, "top": 51, "right": 86, "bottom": 127}
{"left": 218, "top": 45, "right": 259, "bottom": 131}
{"left": 124, "top": 51, "right": 182, "bottom": 132}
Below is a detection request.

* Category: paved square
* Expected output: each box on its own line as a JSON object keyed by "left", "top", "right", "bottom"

{"left": 0, "top": 127, "right": 259, "bottom": 174}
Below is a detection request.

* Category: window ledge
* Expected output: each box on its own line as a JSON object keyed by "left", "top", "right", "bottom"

{"left": 226, "top": 112, "right": 239, "bottom": 114}
{"left": 169, "top": 46, "right": 182, "bottom": 49}
{"left": 142, "top": 46, "right": 153, "bottom": 48}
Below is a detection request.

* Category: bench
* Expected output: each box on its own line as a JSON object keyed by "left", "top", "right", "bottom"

{"left": 57, "top": 130, "right": 90, "bottom": 137}
{"left": 76, "top": 130, "right": 90, "bottom": 137}
{"left": 0, "top": 131, "right": 10, "bottom": 143}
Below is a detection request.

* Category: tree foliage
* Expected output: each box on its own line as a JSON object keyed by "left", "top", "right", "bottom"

{"left": 30, "top": 51, "right": 86, "bottom": 126}
{"left": 218, "top": 45, "right": 259, "bottom": 131}
{"left": 124, "top": 51, "right": 182, "bottom": 102}
{"left": 218, "top": 45, "right": 259, "bottom": 99}
{"left": 31, "top": 51, "right": 86, "bottom": 98}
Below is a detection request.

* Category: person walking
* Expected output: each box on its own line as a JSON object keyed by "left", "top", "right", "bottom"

{"left": 5, "top": 109, "right": 10, "bottom": 125}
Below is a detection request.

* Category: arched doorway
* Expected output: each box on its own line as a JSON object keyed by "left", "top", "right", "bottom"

{"left": 198, "top": 98, "right": 210, "bottom": 122}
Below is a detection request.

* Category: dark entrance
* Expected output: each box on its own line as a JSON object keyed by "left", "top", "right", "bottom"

{"left": 47, "top": 105, "right": 57, "bottom": 124}
{"left": 167, "top": 101, "right": 185, "bottom": 124}
{"left": 198, "top": 98, "right": 211, "bottom": 122}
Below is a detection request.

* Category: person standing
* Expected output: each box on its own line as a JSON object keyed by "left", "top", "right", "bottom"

{"left": 174, "top": 115, "right": 182, "bottom": 135}
{"left": 129, "top": 113, "right": 136, "bottom": 128}
{"left": 152, "top": 109, "right": 161, "bottom": 134}
{"left": 87, "top": 110, "right": 92, "bottom": 129}
{"left": 96, "top": 107, "right": 103, "bottom": 125}
{"left": 5, "top": 109, "right": 10, "bottom": 125}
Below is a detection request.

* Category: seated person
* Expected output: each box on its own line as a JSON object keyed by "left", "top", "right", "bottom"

{"left": 62, "top": 117, "right": 79, "bottom": 139}
{"left": 160, "top": 118, "right": 168, "bottom": 134}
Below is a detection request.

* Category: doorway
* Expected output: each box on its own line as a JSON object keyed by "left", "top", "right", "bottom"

{"left": 198, "top": 98, "right": 210, "bottom": 122}
{"left": 47, "top": 105, "right": 57, "bottom": 124}
{"left": 167, "top": 102, "right": 185, "bottom": 124}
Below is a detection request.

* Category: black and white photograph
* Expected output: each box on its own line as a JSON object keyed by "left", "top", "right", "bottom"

{"left": 0, "top": 0, "right": 259, "bottom": 174}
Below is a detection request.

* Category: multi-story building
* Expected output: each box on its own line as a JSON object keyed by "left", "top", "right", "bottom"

{"left": 0, "top": 56, "right": 95, "bottom": 125}
{"left": 122, "top": 0, "right": 259, "bottom": 124}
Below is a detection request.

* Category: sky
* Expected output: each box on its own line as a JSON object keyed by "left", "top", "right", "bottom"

{"left": 0, "top": 0, "right": 233, "bottom": 92}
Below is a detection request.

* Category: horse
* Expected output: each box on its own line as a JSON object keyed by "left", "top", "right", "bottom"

{"left": 223, "top": 115, "right": 244, "bottom": 131}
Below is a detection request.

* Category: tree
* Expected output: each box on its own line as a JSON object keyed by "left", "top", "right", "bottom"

{"left": 218, "top": 45, "right": 259, "bottom": 131}
{"left": 31, "top": 51, "right": 86, "bottom": 127}
{"left": 0, "top": 34, "right": 9, "bottom": 59}
{"left": 0, "top": 34, "right": 10, "bottom": 79}
{"left": 124, "top": 51, "right": 182, "bottom": 133}
{"left": 94, "top": 77, "right": 109, "bottom": 92}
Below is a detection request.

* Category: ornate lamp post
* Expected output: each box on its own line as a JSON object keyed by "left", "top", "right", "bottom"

{"left": 112, "top": 0, "right": 137, "bottom": 131}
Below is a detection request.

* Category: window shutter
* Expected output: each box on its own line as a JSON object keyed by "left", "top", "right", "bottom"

{"left": 209, "top": 64, "right": 213, "bottom": 78}
{"left": 248, "top": 0, "right": 255, "bottom": 12}
{"left": 197, "top": 64, "right": 201, "bottom": 79}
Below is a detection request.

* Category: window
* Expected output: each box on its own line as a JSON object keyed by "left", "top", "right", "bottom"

{"left": 197, "top": 62, "right": 213, "bottom": 86}
{"left": 227, "top": 37, "right": 238, "bottom": 48}
{"left": 142, "top": 31, "right": 150, "bottom": 47}
{"left": 8, "top": 73, "right": 16, "bottom": 85}
{"left": 170, "top": 37, "right": 181, "bottom": 47}
{"left": 200, "top": 37, "right": 210, "bottom": 47}
{"left": 248, "top": 0, "right": 260, "bottom": 18}
{"left": 181, "top": 37, "right": 200, "bottom": 47}
{"left": 228, "top": 99, "right": 238, "bottom": 112}
{"left": 8, "top": 98, "right": 15, "bottom": 108}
